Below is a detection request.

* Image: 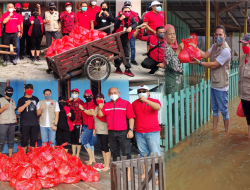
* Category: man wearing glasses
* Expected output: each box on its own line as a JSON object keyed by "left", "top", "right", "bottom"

{"left": 132, "top": 85, "right": 161, "bottom": 184}
{"left": 113, "top": 6, "right": 137, "bottom": 77}
{"left": 0, "top": 86, "right": 16, "bottom": 157}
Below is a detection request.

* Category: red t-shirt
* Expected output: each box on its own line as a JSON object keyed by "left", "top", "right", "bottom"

{"left": 82, "top": 100, "right": 97, "bottom": 129}
{"left": 132, "top": 98, "right": 161, "bottom": 133}
{"left": 143, "top": 11, "right": 165, "bottom": 35}
{"left": 2, "top": 12, "right": 21, "bottom": 33}
{"left": 101, "top": 98, "right": 135, "bottom": 131}
{"left": 17, "top": 13, "right": 23, "bottom": 34}
{"left": 87, "top": 5, "right": 101, "bottom": 26}
{"left": 60, "top": 11, "right": 78, "bottom": 34}
{"left": 66, "top": 98, "right": 85, "bottom": 125}
{"left": 76, "top": 11, "right": 94, "bottom": 30}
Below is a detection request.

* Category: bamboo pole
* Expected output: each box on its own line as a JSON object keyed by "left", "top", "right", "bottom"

{"left": 206, "top": 0, "right": 210, "bottom": 81}
{"left": 244, "top": 1, "right": 248, "bottom": 35}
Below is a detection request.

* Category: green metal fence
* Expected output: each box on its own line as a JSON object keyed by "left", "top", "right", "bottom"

{"left": 163, "top": 66, "right": 239, "bottom": 152}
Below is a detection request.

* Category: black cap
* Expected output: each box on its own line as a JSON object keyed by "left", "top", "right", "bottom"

{"left": 59, "top": 96, "right": 66, "bottom": 101}
{"left": 32, "top": 7, "right": 38, "bottom": 12}
{"left": 25, "top": 84, "right": 33, "bottom": 89}
{"left": 49, "top": 2, "right": 55, "bottom": 6}
{"left": 124, "top": 1, "right": 131, "bottom": 5}
{"left": 5, "top": 86, "right": 13, "bottom": 92}
{"left": 95, "top": 93, "right": 104, "bottom": 99}
{"left": 239, "top": 33, "right": 250, "bottom": 43}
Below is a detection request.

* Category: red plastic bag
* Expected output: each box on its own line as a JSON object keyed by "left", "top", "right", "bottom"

{"left": 178, "top": 39, "right": 202, "bottom": 63}
{"left": 37, "top": 163, "right": 54, "bottom": 177}
{"left": 63, "top": 174, "right": 81, "bottom": 184}
{"left": 236, "top": 102, "right": 245, "bottom": 117}
{"left": 39, "top": 178, "right": 59, "bottom": 188}
{"left": 58, "top": 163, "right": 70, "bottom": 175}
{"left": 15, "top": 179, "right": 42, "bottom": 190}
{"left": 39, "top": 149, "right": 54, "bottom": 163}
{"left": 10, "top": 177, "right": 17, "bottom": 187}
{"left": 0, "top": 172, "right": 10, "bottom": 181}
{"left": 86, "top": 168, "right": 99, "bottom": 182}
{"left": 52, "top": 143, "right": 69, "bottom": 162}
{"left": 17, "top": 166, "right": 36, "bottom": 180}
{"left": 99, "top": 32, "right": 107, "bottom": 39}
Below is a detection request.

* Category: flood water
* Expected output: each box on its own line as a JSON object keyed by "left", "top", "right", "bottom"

{"left": 164, "top": 97, "right": 250, "bottom": 190}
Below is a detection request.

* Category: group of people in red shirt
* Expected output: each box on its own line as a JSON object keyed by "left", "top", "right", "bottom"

{"left": 0, "top": 0, "right": 165, "bottom": 78}
{"left": 64, "top": 84, "right": 162, "bottom": 182}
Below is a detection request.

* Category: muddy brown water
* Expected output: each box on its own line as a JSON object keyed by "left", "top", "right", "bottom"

{"left": 164, "top": 97, "right": 250, "bottom": 190}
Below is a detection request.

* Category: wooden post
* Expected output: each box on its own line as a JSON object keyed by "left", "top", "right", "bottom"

{"left": 206, "top": 0, "right": 211, "bottom": 81}
{"left": 244, "top": 1, "right": 248, "bottom": 35}
{"left": 67, "top": 79, "right": 71, "bottom": 99}
{"left": 215, "top": 1, "right": 219, "bottom": 26}
{"left": 239, "top": 29, "right": 241, "bottom": 63}
{"left": 163, "top": 0, "right": 167, "bottom": 25}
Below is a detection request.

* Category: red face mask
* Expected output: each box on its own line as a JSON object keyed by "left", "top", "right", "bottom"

{"left": 242, "top": 46, "right": 250, "bottom": 54}
{"left": 26, "top": 89, "right": 33, "bottom": 95}
{"left": 23, "top": 3, "right": 29, "bottom": 8}
{"left": 96, "top": 100, "right": 104, "bottom": 105}
{"left": 124, "top": 13, "right": 131, "bottom": 18}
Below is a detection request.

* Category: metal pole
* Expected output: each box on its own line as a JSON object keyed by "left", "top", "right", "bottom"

{"left": 206, "top": 0, "right": 211, "bottom": 81}
{"left": 239, "top": 29, "right": 241, "bottom": 62}
{"left": 244, "top": 1, "right": 248, "bottom": 35}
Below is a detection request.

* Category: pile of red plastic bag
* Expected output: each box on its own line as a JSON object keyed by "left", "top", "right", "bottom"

{"left": 45, "top": 25, "right": 108, "bottom": 58}
{"left": 0, "top": 142, "right": 99, "bottom": 190}
{"left": 178, "top": 39, "right": 202, "bottom": 63}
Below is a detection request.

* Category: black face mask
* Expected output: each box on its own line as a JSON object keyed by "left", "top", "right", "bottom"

{"left": 34, "top": 12, "right": 39, "bottom": 17}
{"left": 50, "top": 6, "right": 55, "bottom": 11}
{"left": 59, "top": 101, "right": 66, "bottom": 108}
{"left": 102, "top": 8, "right": 108, "bottom": 11}
{"left": 85, "top": 97, "right": 93, "bottom": 102}
{"left": 16, "top": 9, "right": 21, "bottom": 13}
{"left": 6, "top": 92, "right": 13, "bottom": 98}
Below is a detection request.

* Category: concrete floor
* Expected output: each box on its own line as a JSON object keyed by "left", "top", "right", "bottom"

{"left": 165, "top": 97, "right": 250, "bottom": 190}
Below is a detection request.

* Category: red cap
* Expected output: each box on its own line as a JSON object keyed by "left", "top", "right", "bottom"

{"left": 15, "top": 3, "right": 22, "bottom": 8}
{"left": 65, "top": 2, "right": 72, "bottom": 6}
{"left": 71, "top": 88, "right": 79, "bottom": 93}
{"left": 84, "top": 89, "right": 93, "bottom": 96}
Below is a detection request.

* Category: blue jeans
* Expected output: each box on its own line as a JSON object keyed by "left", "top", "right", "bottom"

{"left": 211, "top": 88, "right": 229, "bottom": 120}
{"left": 135, "top": 131, "right": 161, "bottom": 157}
{"left": 81, "top": 125, "right": 94, "bottom": 151}
{"left": 16, "top": 36, "right": 20, "bottom": 60}
{"left": 40, "top": 127, "right": 56, "bottom": 146}
{"left": 130, "top": 35, "right": 136, "bottom": 61}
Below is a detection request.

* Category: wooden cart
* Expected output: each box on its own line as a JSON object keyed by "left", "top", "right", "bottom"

{"left": 44, "top": 25, "right": 130, "bottom": 81}
{"left": 0, "top": 44, "right": 16, "bottom": 55}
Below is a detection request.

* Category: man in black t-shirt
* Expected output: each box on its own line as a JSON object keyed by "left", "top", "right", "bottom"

{"left": 17, "top": 84, "right": 39, "bottom": 153}
{"left": 20, "top": 2, "right": 41, "bottom": 59}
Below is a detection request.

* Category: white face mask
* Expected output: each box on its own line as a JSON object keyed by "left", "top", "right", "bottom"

{"left": 9, "top": 8, "right": 14, "bottom": 13}
{"left": 127, "top": 6, "right": 131, "bottom": 9}
{"left": 66, "top": 7, "right": 72, "bottom": 12}
{"left": 91, "top": 1, "right": 97, "bottom": 5}
{"left": 72, "top": 94, "right": 79, "bottom": 99}
{"left": 110, "top": 94, "right": 119, "bottom": 101}
{"left": 138, "top": 93, "right": 148, "bottom": 99}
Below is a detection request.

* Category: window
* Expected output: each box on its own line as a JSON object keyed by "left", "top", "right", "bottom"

{"left": 105, "top": 0, "right": 116, "bottom": 18}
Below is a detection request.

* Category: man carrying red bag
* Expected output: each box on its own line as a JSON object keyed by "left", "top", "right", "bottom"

{"left": 189, "top": 25, "right": 231, "bottom": 133}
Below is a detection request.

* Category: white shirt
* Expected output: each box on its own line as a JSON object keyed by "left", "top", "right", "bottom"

{"left": 37, "top": 101, "right": 60, "bottom": 127}
{"left": 208, "top": 44, "right": 231, "bottom": 91}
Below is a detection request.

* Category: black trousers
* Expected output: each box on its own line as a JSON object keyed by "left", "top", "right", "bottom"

{"left": 30, "top": 36, "right": 43, "bottom": 50}
{"left": 97, "top": 134, "right": 109, "bottom": 153}
{"left": 70, "top": 125, "right": 81, "bottom": 145}
{"left": 141, "top": 57, "right": 160, "bottom": 71}
{"left": 20, "top": 29, "right": 31, "bottom": 56}
{"left": 20, "top": 125, "right": 39, "bottom": 147}
{"left": 241, "top": 99, "right": 250, "bottom": 125}
{"left": 56, "top": 128, "right": 70, "bottom": 147}
{"left": 108, "top": 130, "right": 131, "bottom": 161}
{"left": 114, "top": 41, "right": 131, "bottom": 69}
{"left": 62, "top": 33, "right": 69, "bottom": 36}
{"left": 3, "top": 32, "right": 17, "bottom": 61}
